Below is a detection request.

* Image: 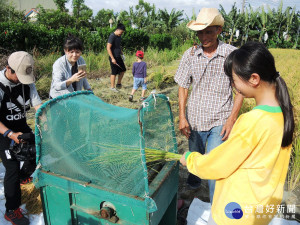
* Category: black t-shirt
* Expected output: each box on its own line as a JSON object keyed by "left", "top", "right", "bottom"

{"left": 71, "top": 62, "right": 78, "bottom": 91}
{"left": 0, "top": 83, "right": 31, "bottom": 133}
{"left": 107, "top": 32, "right": 122, "bottom": 57}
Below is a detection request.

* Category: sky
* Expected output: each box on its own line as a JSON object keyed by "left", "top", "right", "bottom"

{"left": 66, "top": 0, "right": 300, "bottom": 18}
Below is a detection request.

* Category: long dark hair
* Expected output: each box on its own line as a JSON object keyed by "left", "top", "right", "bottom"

{"left": 224, "top": 42, "right": 294, "bottom": 147}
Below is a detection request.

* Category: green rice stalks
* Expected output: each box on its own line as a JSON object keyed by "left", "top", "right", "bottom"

{"left": 145, "top": 148, "right": 181, "bottom": 163}
{"left": 87, "top": 142, "right": 181, "bottom": 165}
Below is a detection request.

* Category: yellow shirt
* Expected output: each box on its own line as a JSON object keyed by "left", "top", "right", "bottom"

{"left": 186, "top": 105, "right": 292, "bottom": 225}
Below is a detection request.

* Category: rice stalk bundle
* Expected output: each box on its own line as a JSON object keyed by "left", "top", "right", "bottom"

{"left": 88, "top": 142, "right": 181, "bottom": 165}
{"left": 145, "top": 148, "right": 181, "bottom": 163}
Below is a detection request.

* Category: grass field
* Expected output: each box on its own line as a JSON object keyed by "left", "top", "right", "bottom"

{"left": 270, "top": 49, "right": 300, "bottom": 191}
{"left": 5, "top": 46, "right": 296, "bottom": 221}
{"left": 30, "top": 47, "right": 300, "bottom": 193}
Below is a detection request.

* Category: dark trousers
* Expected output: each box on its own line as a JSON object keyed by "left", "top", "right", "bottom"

{"left": 0, "top": 135, "right": 35, "bottom": 211}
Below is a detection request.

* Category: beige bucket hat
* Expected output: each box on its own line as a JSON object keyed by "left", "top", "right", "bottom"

{"left": 8, "top": 51, "right": 35, "bottom": 84}
{"left": 187, "top": 8, "right": 224, "bottom": 31}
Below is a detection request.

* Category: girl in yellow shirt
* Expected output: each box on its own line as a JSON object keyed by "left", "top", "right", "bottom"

{"left": 180, "top": 42, "right": 295, "bottom": 225}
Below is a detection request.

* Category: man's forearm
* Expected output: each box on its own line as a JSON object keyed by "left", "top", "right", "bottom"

{"left": 0, "top": 121, "right": 10, "bottom": 135}
{"left": 178, "top": 86, "right": 189, "bottom": 119}
{"left": 229, "top": 92, "right": 244, "bottom": 121}
{"left": 108, "top": 50, "right": 114, "bottom": 59}
{"left": 106, "top": 44, "right": 114, "bottom": 59}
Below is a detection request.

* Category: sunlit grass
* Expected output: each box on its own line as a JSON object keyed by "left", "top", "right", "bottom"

{"left": 240, "top": 49, "right": 300, "bottom": 191}
{"left": 288, "top": 137, "right": 300, "bottom": 191}
{"left": 32, "top": 47, "right": 300, "bottom": 191}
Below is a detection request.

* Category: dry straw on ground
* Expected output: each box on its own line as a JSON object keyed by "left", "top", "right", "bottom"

{"left": 21, "top": 183, "right": 43, "bottom": 215}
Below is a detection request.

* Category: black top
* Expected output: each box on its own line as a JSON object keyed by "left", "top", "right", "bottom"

{"left": 71, "top": 62, "right": 78, "bottom": 91}
{"left": 0, "top": 83, "right": 31, "bottom": 133}
{"left": 107, "top": 32, "right": 122, "bottom": 57}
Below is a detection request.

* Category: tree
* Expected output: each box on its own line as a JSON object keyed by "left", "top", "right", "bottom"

{"left": 284, "top": 6, "right": 296, "bottom": 36}
{"left": 273, "top": 1, "right": 286, "bottom": 44}
{"left": 93, "top": 9, "right": 115, "bottom": 28}
{"left": 129, "top": 0, "right": 156, "bottom": 28}
{"left": 72, "top": 0, "right": 93, "bottom": 29}
{"left": 37, "top": 8, "right": 75, "bottom": 29}
{"left": 72, "top": 0, "right": 84, "bottom": 18}
{"left": 54, "top": 0, "right": 69, "bottom": 12}
{"left": 292, "top": 12, "right": 300, "bottom": 49}
{"left": 219, "top": 3, "right": 242, "bottom": 44}
{"left": 113, "top": 10, "right": 131, "bottom": 28}
{"left": 240, "top": 5, "right": 258, "bottom": 44}
{"left": 256, "top": 5, "right": 270, "bottom": 42}
{"left": 0, "top": 0, "right": 24, "bottom": 23}
{"left": 158, "top": 8, "right": 183, "bottom": 31}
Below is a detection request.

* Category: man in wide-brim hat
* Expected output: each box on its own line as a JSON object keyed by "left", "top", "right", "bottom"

{"left": 174, "top": 6, "right": 244, "bottom": 211}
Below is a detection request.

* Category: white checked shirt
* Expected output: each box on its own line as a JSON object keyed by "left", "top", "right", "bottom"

{"left": 174, "top": 41, "right": 236, "bottom": 131}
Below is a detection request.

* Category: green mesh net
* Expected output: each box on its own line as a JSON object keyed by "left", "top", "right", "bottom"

{"left": 34, "top": 91, "right": 177, "bottom": 213}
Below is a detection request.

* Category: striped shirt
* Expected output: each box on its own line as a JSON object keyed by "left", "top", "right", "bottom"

{"left": 174, "top": 41, "right": 236, "bottom": 131}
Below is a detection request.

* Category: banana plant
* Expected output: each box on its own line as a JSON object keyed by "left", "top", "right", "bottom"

{"left": 158, "top": 8, "right": 183, "bottom": 31}
{"left": 240, "top": 5, "right": 258, "bottom": 44}
{"left": 274, "top": 1, "right": 286, "bottom": 44}
{"left": 255, "top": 5, "right": 273, "bottom": 42}
{"left": 219, "top": 3, "right": 242, "bottom": 45}
{"left": 293, "top": 15, "right": 300, "bottom": 49}
{"left": 285, "top": 6, "right": 296, "bottom": 36}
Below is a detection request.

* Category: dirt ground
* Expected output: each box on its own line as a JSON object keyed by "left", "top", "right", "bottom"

{"left": 175, "top": 137, "right": 210, "bottom": 225}
{"left": 177, "top": 166, "right": 210, "bottom": 225}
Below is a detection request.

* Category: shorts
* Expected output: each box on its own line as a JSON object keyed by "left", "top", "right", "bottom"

{"left": 109, "top": 56, "right": 126, "bottom": 75}
{"left": 133, "top": 77, "right": 147, "bottom": 90}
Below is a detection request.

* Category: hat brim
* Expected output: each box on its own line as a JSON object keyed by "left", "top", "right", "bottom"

{"left": 187, "top": 20, "right": 210, "bottom": 31}
{"left": 16, "top": 73, "right": 35, "bottom": 84}
{"left": 187, "top": 15, "right": 224, "bottom": 31}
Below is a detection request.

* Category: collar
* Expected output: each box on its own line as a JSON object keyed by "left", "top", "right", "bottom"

{"left": 65, "top": 55, "right": 72, "bottom": 68}
{"left": 253, "top": 105, "right": 282, "bottom": 113}
{"left": 195, "top": 40, "right": 226, "bottom": 58}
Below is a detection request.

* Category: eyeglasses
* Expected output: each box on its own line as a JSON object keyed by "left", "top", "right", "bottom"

{"left": 8, "top": 67, "right": 15, "bottom": 74}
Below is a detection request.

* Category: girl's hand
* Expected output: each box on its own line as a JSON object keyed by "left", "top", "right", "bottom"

{"left": 144, "top": 78, "right": 147, "bottom": 83}
{"left": 180, "top": 152, "right": 187, "bottom": 166}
